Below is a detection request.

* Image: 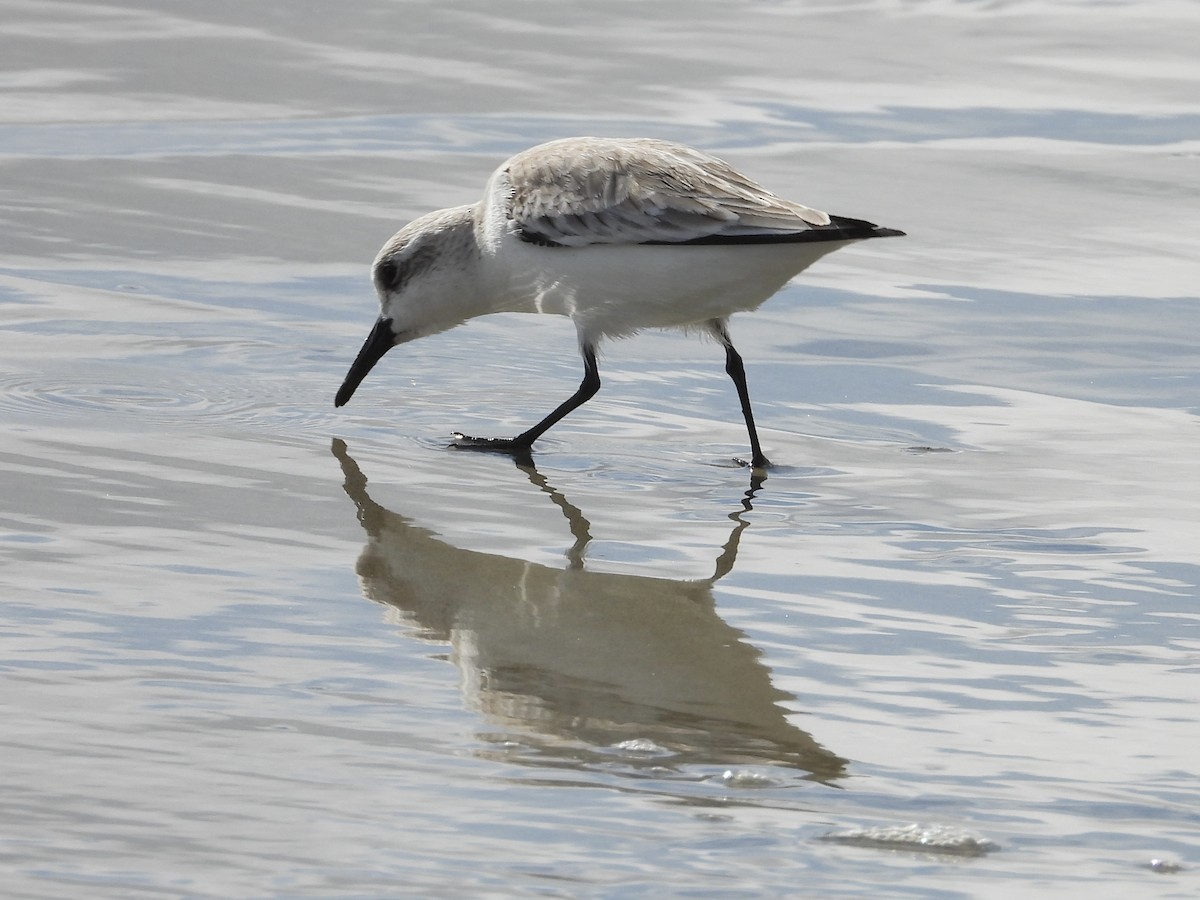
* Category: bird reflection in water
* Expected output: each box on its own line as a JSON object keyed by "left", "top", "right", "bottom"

{"left": 332, "top": 439, "right": 845, "bottom": 783}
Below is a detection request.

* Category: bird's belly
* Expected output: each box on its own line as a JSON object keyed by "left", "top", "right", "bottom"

{"left": 508, "top": 242, "right": 846, "bottom": 338}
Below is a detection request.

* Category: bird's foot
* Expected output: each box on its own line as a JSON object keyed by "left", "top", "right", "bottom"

{"left": 733, "top": 455, "right": 773, "bottom": 470}
{"left": 450, "top": 433, "right": 534, "bottom": 457}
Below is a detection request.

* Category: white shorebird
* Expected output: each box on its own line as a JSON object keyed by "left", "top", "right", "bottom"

{"left": 335, "top": 137, "right": 903, "bottom": 467}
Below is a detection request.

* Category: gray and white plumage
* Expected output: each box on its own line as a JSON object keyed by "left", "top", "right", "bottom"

{"left": 507, "top": 137, "right": 834, "bottom": 246}
{"left": 336, "top": 137, "right": 904, "bottom": 467}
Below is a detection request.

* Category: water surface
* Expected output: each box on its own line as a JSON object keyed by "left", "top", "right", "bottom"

{"left": 2, "top": 1, "right": 1198, "bottom": 896}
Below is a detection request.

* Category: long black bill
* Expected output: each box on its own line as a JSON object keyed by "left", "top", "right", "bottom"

{"left": 335, "top": 317, "right": 396, "bottom": 407}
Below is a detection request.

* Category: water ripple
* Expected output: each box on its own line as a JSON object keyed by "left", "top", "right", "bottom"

{"left": 0, "top": 370, "right": 332, "bottom": 433}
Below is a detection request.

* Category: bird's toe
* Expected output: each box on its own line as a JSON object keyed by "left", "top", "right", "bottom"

{"left": 450, "top": 433, "right": 533, "bottom": 457}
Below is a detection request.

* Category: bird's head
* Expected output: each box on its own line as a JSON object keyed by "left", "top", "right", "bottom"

{"left": 335, "top": 205, "right": 481, "bottom": 408}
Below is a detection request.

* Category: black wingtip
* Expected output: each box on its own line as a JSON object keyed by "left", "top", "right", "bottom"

{"left": 642, "top": 215, "right": 905, "bottom": 247}
{"left": 825, "top": 215, "right": 904, "bottom": 240}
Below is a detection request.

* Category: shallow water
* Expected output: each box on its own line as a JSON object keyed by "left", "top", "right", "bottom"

{"left": 2, "top": 1, "right": 1199, "bottom": 896}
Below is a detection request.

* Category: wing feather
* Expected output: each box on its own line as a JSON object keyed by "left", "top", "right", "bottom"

{"left": 505, "top": 138, "right": 835, "bottom": 248}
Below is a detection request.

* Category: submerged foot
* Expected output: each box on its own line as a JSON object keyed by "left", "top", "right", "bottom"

{"left": 732, "top": 454, "right": 772, "bottom": 470}
{"left": 450, "top": 432, "right": 535, "bottom": 459}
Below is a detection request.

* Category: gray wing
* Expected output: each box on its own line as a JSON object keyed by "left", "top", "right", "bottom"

{"left": 505, "top": 137, "right": 836, "bottom": 248}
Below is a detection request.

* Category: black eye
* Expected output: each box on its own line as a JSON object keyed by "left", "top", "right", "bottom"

{"left": 375, "top": 260, "right": 401, "bottom": 291}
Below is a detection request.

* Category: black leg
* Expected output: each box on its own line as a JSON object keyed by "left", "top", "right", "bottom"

{"left": 713, "top": 322, "right": 770, "bottom": 469}
{"left": 453, "top": 345, "right": 601, "bottom": 455}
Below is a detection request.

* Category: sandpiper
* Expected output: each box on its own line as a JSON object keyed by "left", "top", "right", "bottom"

{"left": 335, "top": 136, "right": 903, "bottom": 468}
